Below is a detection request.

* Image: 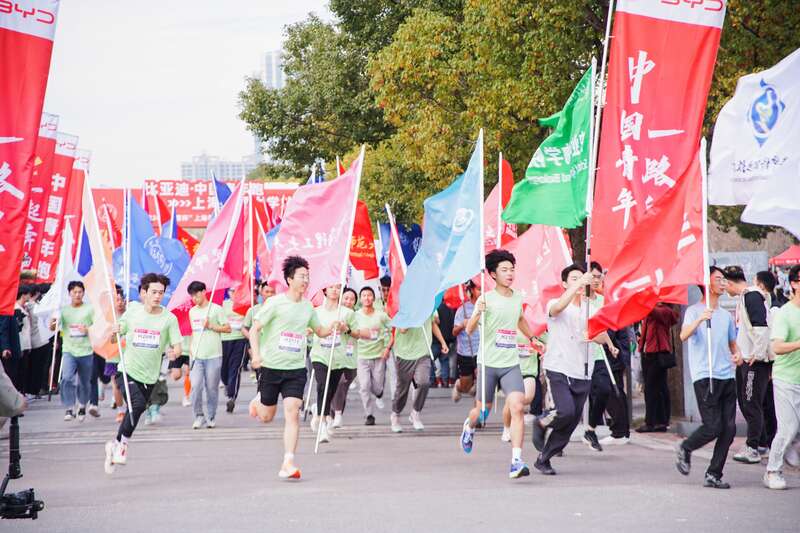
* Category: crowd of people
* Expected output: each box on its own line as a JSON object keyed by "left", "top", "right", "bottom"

{"left": 1, "top": 254, "right": 798, "bottom": 490}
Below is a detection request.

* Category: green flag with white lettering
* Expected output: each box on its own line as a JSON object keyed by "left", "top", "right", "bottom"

{"left": 502, "top": 68, "right": 593, "bottom": 228}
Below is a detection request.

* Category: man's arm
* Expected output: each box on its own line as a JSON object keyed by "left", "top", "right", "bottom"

{"left": 549, "top": 272, "right": 593, "bottom": 317}
{"left": 680, "top": 308, "right": 712, "bottom": 342}
{"left": 465, "top": 297, "right": 484, "bottom": 335}
{"left": 772, "top": 338, "right": 800, "bottom": 355}
{"left": 432, "top": 321, "right": 448, "bottom": 353}
{"left": 248, "top": 321, "right": 262, "bottom": 368}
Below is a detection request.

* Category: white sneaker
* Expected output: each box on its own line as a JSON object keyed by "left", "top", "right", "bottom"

{"left": 375, "top": 397, "right": 385, "bottom": 410}
{"left": 733, "top": 446, "right": 761, "bottom": 464}
{"left": 310, "top": 414, "right": 320, "bottom": 432}
{"left": 523, "top": 414, "right": 535, "bottom": 425}
{"left": 151, "top": 411, "right": 163, "bottom": 424}
{"left": 331, "top": 411, "right": 343, "bottom": 429}
{"left": 207, "top": 418, "right": 216, "bottom": 429}
{"left": 451, "top": 386, "right": 461, "bottom": 403}
{"left": 390, "top": 412, "right": 403, "bottom": 433}
{"left": 88, "top": 404, "right": 100, "bottom": 418}
{"left": 319, "top": 422, "right": 331, "bottom": 443}
{"left": 192, "top": 416, "right": 205, "bottom": 429}
{"left": 501, "top": 426, "right": 512, "bottom": 442}
{"left": 112, "top": 441, "right": 128, "bottom": 465}
{"left": 763, "top": 471, "right": 787, "bottom": 490}
{"left": 599, "top": 435, "right": 630, "bottom": 446}
{"left": 104, "top": 441, "right": 116, "bottom": 474}
{"left": 182, "top": 396, "right": 191, "bottom": 407}
{"left": 64, "top": 410, "right": 74, "bottom": 421}
{"left": 409, "top": 410, "right": 424, "bottom": 431}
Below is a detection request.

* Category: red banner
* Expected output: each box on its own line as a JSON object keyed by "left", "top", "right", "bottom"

{"left": 0, "top": 0, "right": 60, "bottom": 312}
{"left": 143, "top": 179, "right": 297, "bottom": 228}
{"left": 92, "top": 187, "right": 123, "bottom": 248}
{"left": 22, "top": 112, "right": 58, "bottom": 271}
{"left": 65, "top": 150, "right": 89, "bottom": 263}
{"left": 349, "top": 201, "right": 379, "bottom": 279}
{"left": 591, "top": 0, "right": 725, "bottom": 267}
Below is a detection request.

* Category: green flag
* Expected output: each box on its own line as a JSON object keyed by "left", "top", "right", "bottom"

{"left": 502, "top": 67, "right": 593, "bottom": 228}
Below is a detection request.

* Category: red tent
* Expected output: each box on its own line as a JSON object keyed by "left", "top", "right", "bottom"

{"left": 770, "top": 245, "right": 800, "bottom": 266}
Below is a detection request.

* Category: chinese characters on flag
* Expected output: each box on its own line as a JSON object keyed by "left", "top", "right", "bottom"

{"left": 22, "top": 112, "right": 58, "bottom": 271}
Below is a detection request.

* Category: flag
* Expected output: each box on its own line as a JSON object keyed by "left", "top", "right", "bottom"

{"left": 168, "top": 182, "right": 246, "bottom": 334}
{"left": 144, "top": 190, "right": 170, "bottom": 234}
{"left": 349, "top": 201, "right": 379, "bottom": 280}
{"left": 392, "top": 131, "right": 484, "bottom": 328}
{"left": 591, "top": 1, "right": 725, "bottom": 267}
{"left": 337, "top": 159, "right": 346, "bottom": 176}
{"left": 0, "top": 1, "right": 60, "bottom": 313}
{"left": 588, "top": 146, "right": 705, "bottom": 339}
{"left": 502, "top": 68, "right": 593, "bottom": 228}
{"left": 22, "top": 112, "right": 59, "bottom": 271}
{"left": 33, "top": 223, "right": 80, "bottom": 334}
{"left": 305, "top": 163, "right": 325, "bottom": 185}
{"left": 65, "top": 150, "right": 89, "bottom": 262}
{"left": 484, "top": 156, "right": 517, "bottom": 250}
{"left": 709, "top": 47, "right": 800, "bottom": 238}
{"left": 76, "top": 225, "right": 92, "bottom": 275}
{"left": 267, "top": 152, "right": 363, "bottom": 299}
{"left": 213, "top": 175, "right": 232, "bottom": 207}
{"left": 378, "top": 222, "right": 421, "bottom": 277}
{"left": 112, "top": 197, "right": 190, "bottom": 304}
{"left": 162, "top": 205, "right": 200, "bottom": 257}
{"left": 385, "top": 216, "right": 406, "bottom": 318}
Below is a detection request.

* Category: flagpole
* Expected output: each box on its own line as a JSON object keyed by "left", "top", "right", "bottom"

{"left": 496, "top": 152, "right": 503, "bottom": 249}
{"left": 476, "top": 129, "right": 488, "bottom": 422}
{"left": 699, "top": 137, "right": 714, "bottom": 394}
{"left": 47, "top": 221, "right": 74, "bottom": 400}
{"left": 125, "top": 189, "right": 132, "bottom": 306}
{"left": 73, "top": 215, "right": 84, "bottom": 269}
{"left": 249, "top": 191, "right": 255, "bottom": 309}
{"left": 84, "top": 175, "right": 136, "bottom": 426}
{"left": 150, "top": 190, "right": 163, "bottom": 236}
{"left": 315, "top": 146, "right": 366, "bottom": 454}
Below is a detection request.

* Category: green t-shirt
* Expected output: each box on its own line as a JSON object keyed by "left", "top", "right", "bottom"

{"left": 310, "top": 305, "right": 356, "bottom": 365}
{"left": 254, "top": 293, "right": 321, "bottom": 370}
{"left": 243, "top": 303, "right": 261, "bottom": 329}
{"left": 771, "top": 302, "right": 800, "bottom": 385}
{"left": 119, "top": 305, "right": 182, "bottom": 385}
{"left": 589, "top": 295, "right": 605, "bottom": 361}
{"left": 60, "top": 303, "right": 95, "bottom": 357}
{"left": 394, "top": 315, "right": 435, "bottom": 361}
{"left": 221, "top": 299, "right": 246, "bottom": 341}
{"left": 182, "top": 335, "right": 191, "bottom": 356}
{"left": 354, "top": 308, "right": 391, "bottom": 359}
{"left": 478, "top": 289, "right": 523, "bottom": 368}
{"left": 189, "top": 302, "right": 225, "bottom": 359}
{"left": 517, "top": 332, "right": 539, "bottom": 377}
{"left": 335, "top": 335, "right": 358, "bottom": 370}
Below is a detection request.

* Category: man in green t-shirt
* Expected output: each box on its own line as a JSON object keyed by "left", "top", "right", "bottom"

{"left": 187, "top": 281, "right": 231, "bottom": 429}
{"left": 765, "top": 265, "right": 800, "bottom": 490}
{"left": 351, "top": 286, "right": 392, "bottom": 426}
{"left": 49, "top": 281, "right": 95, "bottom": 422}
{"left": 247, "top": 256, "right": 341, "bottom": 480}
{"left": 221, "top": 295, "right": 248, "bottom": 413}
{"left": 242, "top": 281, "right": 276, "bottom": 382}
{"left": 331, "top": 287, "right": 359, "bottom": 428}
{"left": 104, "top": 273, "right": 182, "bottom": 475}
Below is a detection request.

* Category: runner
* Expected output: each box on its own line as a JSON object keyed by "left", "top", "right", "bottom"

{"left": 459, "top": 249, "right": 539, "bottom": 479}
{"left": 501, "top": 333, "right": 542, "bottom": 442}
{"left": 583, "top": 261, "right": 609, "bottom": 452}
{"left": 247, "top": 256, "right": 342, "bottom": 479}
{"left": 242, "top": 281, "right": 276, "bottom": 382}
{"left": 390, "top": 312, "right": 448, "bottom": 433}
{"left": 49, "top": 281, "right": 95, "bottom": 422}
{"left": 531, "top": 263, "right": 617, "bottom": 476}
{"left": 309, "top": 283, "right": 356, "bottom": 442}
{"left": 764, "top": 264, "right": 800, "bottom": 490}
{"left": 187, "top": 281, "right": 231, "bottom": 429}
{"left": 221, "top": 294, "right": 248, "bottom": 413}
{"left": 352, "top": 286, "right": 392, "bottom": 426}
{"left": 675, "top": 266, "right": 741, "bottom": 489}
{"left": 452, "top": 280, "right": 480, "bottom": 403}
{"left": 104, "top": 273, "right": 182, "bottom": 474}
{"left": 331, "top": 287, "right": 359, "bottom": 428}
{"left": 105, "top": 288, "right": 127, "bottom": 423}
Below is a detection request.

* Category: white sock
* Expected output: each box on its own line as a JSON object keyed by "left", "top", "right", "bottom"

{"left": 512, "top": 447, "right": 522, "bottom": 462}
{"left": 283, "top": 452, "right": 294, "bottom": 462}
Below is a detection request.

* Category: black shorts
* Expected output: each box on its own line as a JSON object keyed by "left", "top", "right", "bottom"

{"left": 457, "top": 355, "right": 477, "bottom": 377}
{"left": 258, "top": 368, "right": 307, "bottom": 406}
{"left": 168, "top": 355, "right": 190, "bottom": 370}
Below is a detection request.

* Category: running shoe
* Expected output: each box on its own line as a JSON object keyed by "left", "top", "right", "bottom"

{"left": 104, "top": 441, "right": 116, "bottom": 474}
{"left": 599, "top": 435, "right": 629, "bottom": 446}
{"left": 331, "top": 412, "right": 343, "bottom": 429}
{"left": 375, "top": 397, "right": 385, "bottom": 410}
{"left": 365, "top": 415, "right": 376, "bottom": 426}
{"left": 319, "top": 422, "right": 331, "bottom": 443}
{"left": 733, "top": 446, "right": 761, "bottom": 464}
{"left": 509, "top": 460, "right": 530, "bottom": 479}
{"left": 77, "top": 407, "right": 86, "bottom": 423}
{"left": 531, "top": 410, "right": 557, "bottom": 452}
{"left": 675, "top": 443, "right": 691, "bottom": 476}
{"left": 88, "top": 404, "right": 100, "bottom": 418}
{"left": 582, "top": 430, "right": 603, "bottom": 452}
{"left": 64, "top": 410, "right": 74, "bottom": 421}
{"left": 703, "top": 473, "right": 730, "bottom": 489}
{"left": 460, "top": 418, "right": 474, "bottom": 454}
{"left": 112, "top": 441, "right": 128, "bottom": 465}
{"left": 409, "top": 410, "right": 424, "bottom": 431}
{"left": 763, "top": 471, "right": 787, "bottom": 490}
{"left": 278, "top": 467, "right": 301, "bottom": 480}
{"left": 226, "top": 398, "right": 235, "bottom": 413}
{"left": 501, "top": 427, "right": 512, "bottom": 443}
{"left": 192, "top": 416, "right": 206, "bottom": 429}
{"left": 207, "top": 418, "right": 216, "bottom": 429}
{"left": 310, "top": 414, "right": 320, "bottom": 431}
{"left": 533, "top": 456, "right": 556, "bottom": 476}
{"left": 390, "top": 413, "right": 403, "bottom": 433}
{"left": 182, "top": 395, "right": 191, "bottom": 407}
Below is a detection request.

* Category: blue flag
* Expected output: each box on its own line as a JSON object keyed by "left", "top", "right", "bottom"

{"left": 378, "top": 222, "right": 421, "bottom": 277}
{"left": 77, "top": 225, "right": 92, "bottom": 275}
{"left": 161, "top": 205, "right": 178, "bottom": 239}
{"left": 113, "top": 197, "right": 190, "bottom": 303}
{"left": 213, "top": 176, "right": 232, "bottom": 207}
{"left": 392, "top": 132, "right": 484, "bottom": 328}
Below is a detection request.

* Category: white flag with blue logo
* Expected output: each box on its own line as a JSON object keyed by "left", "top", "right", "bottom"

{"left": 709, "top": 47, "right": 800, "bottom": 238}
{"left": 392, "top": 131, "right": 484, "bottom": 328}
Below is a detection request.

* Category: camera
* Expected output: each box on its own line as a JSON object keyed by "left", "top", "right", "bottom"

{"left": 0, "top": 416, "right": 44, "bottom": 520}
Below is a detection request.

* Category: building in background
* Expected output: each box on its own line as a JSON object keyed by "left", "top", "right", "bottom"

{"left": 263, "top": 50, "right": 285, "bottom": 90}
{"left": 180, "top": 152, "right": 260, "bottom": 180}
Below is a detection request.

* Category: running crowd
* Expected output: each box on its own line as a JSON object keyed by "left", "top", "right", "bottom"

{"left": 2, "top": 253, "right": 799, "bottom": 489}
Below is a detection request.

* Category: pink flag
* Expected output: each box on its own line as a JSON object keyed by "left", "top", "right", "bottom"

{"left": 168, "top": 183, "right": 245, "bottom": 334}
{"left": 268, "top": 154, "right": 362, "bottom": 299}
{"left": 483, "top": 157, "right": 516, "bottom": 251}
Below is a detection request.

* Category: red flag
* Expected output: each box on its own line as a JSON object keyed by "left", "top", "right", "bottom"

{"left": 176, "top": 225, "right": 200, "bottom": 257}
{"left": 338, "top": 160, "right": 346, "bottom": 177}
{"left": 349, "top": 201, "right": 379, "bottom": 280}
{"left": 588, "top": 154, "right": 704, "bottom": 339}
{"left": 62, "top": 150, "right": 89, "bottom": 267}
{"left": 443, "top": 284, "right": 465, "bottom": 310}
{"left": 591, "top": 2, "right": 724, "bottom": 267}
{"left": 484, "top": 157, "right": 517, "bottom": 250}
{"left": 22, "top": 112, "right": 58, "bottom": 271}
{"left": 143, "top": 191, "right": 171, "bottom": 234}
{"left": 385, "top": 218, "right": 406, "bottom": 318}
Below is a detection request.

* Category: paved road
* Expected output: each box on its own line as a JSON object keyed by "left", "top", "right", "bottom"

{"left": 2, "top": 380, "right": 798, "bottom": 532}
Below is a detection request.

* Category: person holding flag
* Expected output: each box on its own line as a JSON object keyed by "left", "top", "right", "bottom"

{"left": 352, "top": 286, "right": 392, "bottom": 426}
{"left": 221, "top": 294, "right": 248, "bottom": 414}
{"left": 451, "top": 280, "right": 481, "bottom": 403}
{"left": 330, "top": 287, "right": 359, "bottom": 428}
{"left": 104, "top": 273, "right": 183, "bottom": 474}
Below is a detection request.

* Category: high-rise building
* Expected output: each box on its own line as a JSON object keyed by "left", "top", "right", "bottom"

{"left": 263, "top": 50, "right": 285, "bottom": 90}
{"left": 180, "top": 152, "right": 259, "bottom": 180}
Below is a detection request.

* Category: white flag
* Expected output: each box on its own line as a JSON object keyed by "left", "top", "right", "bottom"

{"left": 34, "top": 223, "right": 81, "bottom": 330}
{"left": 708, "top": 47, "right": 800, "bottom": 237}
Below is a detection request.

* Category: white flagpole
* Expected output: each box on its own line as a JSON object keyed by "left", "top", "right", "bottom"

{"left": 125, "top": 189, "right": 132, "bottom": 306}
{"left": 47, "top": 220, "right": 74, "bottom": 399}
{"left": 149, "top": 190, "right": 163, "bottom": 236}
{"left": 476, "top": 129, "right": 487, "bottom": 422}
{"left": 248, "top": 191, "right": 255, "bottom": 309}
{"left": 496, "top": 152, "right": 503, "bottom": 249}
{"left": 73, "top": 215, "right": 84, "bottom": 270}
{"left": 699, "top": 137, "right": 714, "bottom": 394}
{"left": 315, "top": 146, "right": 366, "bottom": 453}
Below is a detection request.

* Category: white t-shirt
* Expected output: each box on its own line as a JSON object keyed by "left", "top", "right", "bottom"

{"left": 542, "top": 298, "right": 592, "bottom": 380}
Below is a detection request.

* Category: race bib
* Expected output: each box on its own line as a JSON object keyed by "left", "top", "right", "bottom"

{"left": 68, "top": 324, "right": 87, "bottom": 338}
{"left": 320, "top": 334, "right": 341, "bottom": 349}
{"left": 229, "top": 317, "right": 243, "bottom": 331}
{"left": 495, "top": 329, "right": 516, "bottom": 349}
{"left": 518, "top": 343, "right": 532, "bottom": 358}
{"left": 369, "top": 328, "right": 380, "bottom": 341}
{"left": 133, "top": 328, "right": 161, "bottom": 349}
{"left": 190, "top": 318, "right": 204, "bottom": 333}
{"left": 346, "top": 342, "right": 354, "bottom": 357}
{"left": 279, "top": 331, "right": 304, "bottom": 353}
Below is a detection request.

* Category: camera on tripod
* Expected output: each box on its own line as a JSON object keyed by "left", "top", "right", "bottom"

{"left": 0, "top": 416, "right": 44, "bottom": 520}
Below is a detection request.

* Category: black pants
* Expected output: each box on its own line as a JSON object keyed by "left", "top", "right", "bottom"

{"left": 736, "top": 361, "right": 772, "bottom": 450}
{"left": 641, "top": 352, "right": 671, "bottom": 427}
{"left": 761, "top": 376, "right": 777, "bottom": 448}
{"left": 530, "top": 375, "right": 544, "bottom": 416}
{"left": 89, "top": 354, "right": 108, "bottom": 406}
{"left": 541, "top": 370, "right": 591, "bottom": 462}
{"left": 588, "top": 361, "right": 630, "bottom": 438}
{"left": 115, "top": 373, "right": 155, "bottom": 440}
{"left": 2, "top": 355, "right": 22, "bottom": 392}
{"left": 26, "top": 344, "right": 50, "bottom": 395}
{"left": 221, "top": 339, "right": 248, "bottom": 400}
{"left": 312, "top": 362, "right": 343, "bottom": 417}
{"left": 683, "top": 378, "right": 737, "bottom": 479}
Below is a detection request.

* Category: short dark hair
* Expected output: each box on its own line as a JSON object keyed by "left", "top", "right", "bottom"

{"left": 187, "top": 280, "right": 206, "bottom": 295}
{"left": 789, "top": 265, "right": 800, "bottom": 283}
{"left": 722, "top": 265, "right": 746, "bottom": 283}
{"left": 142, "top": 273, "right": 170, "bottom": 293}
{"left": 282, "top": 255, "right": 309, "bottom": 283}
{"left": 380, "top": 275, "right": 392, "bottom": 288}
{"left": 17, "top": 285, "right": 32, "bottom": 299}
{"left": 709, "top": 265, "right": 725, "bottom": 278}
{"left": 359, "top": 286, "right": 375, "bottom": 298}
{"left": 561, "top": 263, "right": 586, "bottom": 283}
{"left": 37, "top": 283, "right": 51, "bottom": 294}
{"left": 67, "top": 281, "right": 85, "bottom": 292}
{"left": 485, "top": 249, "right": 515, "bottom": 274}
{"left": 342, "top": 287, "right": 357, "bottom": 301}
{"left": 114, "top": 283, "right": 124, "bottom": 299}
{"left": 755, "top": 270, "right": 776, "bottom": 292}
{"left": 590, "top": 261, "right": 603, "bottom": 273}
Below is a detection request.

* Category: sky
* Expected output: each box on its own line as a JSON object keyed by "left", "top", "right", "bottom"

{"left": 44, "top": 0, "right": 331, "bottom": 188}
